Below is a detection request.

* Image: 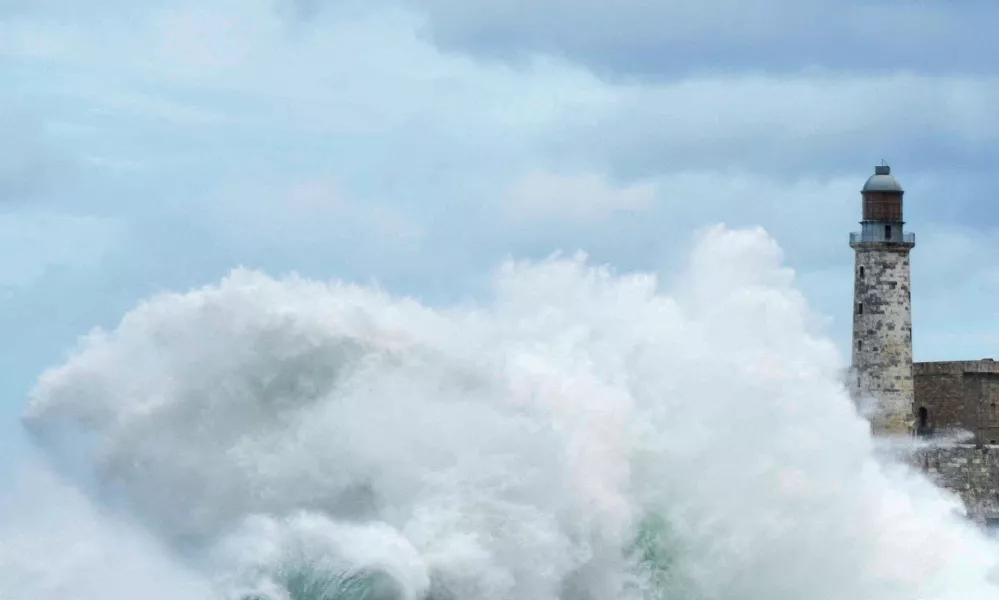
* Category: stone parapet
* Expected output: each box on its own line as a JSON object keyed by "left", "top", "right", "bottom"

{"left": 914, "top": 359, "right": 999, "bottom": 375}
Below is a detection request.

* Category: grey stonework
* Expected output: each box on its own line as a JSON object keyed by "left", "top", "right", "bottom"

{"left": 850, "top": 241, "right": 915, "bottom": 435}
{"left": 906, "top": 445, "right": 999, "bottom": 522}
{"left": 913, "top": 360, "right": 999, "bottom": 443}
{"left": 908, "top": 361, "right": 999, "bottom": 523}
{"left": 845, "top": 166, "right": 999, "bottom": 525}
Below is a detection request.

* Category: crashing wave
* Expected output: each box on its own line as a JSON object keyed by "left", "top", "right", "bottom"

{"left": 6, "top": 226, "right": 999, "bottom": 600}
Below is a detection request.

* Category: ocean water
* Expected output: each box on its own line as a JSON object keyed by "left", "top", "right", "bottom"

{"left": 4, "top": 225, "right": 999, "bottom": 599}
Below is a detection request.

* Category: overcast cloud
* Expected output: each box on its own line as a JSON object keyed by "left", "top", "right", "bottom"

{"left": 2, "top": 0, "right": 999, "bottom": 452}
{"left": 286, "top": 0, "right": 999, "bottom": 76}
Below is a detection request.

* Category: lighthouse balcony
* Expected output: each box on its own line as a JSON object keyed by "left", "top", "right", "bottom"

{"left": 850, "top": 230, "right": 915, "bottom": 245}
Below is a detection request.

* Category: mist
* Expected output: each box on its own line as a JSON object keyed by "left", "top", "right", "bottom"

{"left": 5, "top": 225, "right": 999, "bottom": 600}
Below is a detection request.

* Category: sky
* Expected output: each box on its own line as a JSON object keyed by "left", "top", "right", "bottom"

{"left": 3, "top": 0, "right": 999, "bottom": 457}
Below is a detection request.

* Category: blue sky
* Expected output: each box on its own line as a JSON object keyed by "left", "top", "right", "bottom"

{"left": 3, "top": 0, "right": 999, "bottom": 457}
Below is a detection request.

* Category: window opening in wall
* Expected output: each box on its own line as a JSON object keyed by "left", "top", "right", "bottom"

{"left": 859, "top": 266, "right": 865, "bottom": 279}
{"left": 991, "top": 403, "right": 996, "bottom": 420}
{"left": 857, "top": 303, "right": 863, "bottom": 314}
{"left": 885, "top": 225, "right": 892, "bottom": 239}
{"left": 857, "top": 340, "right": 862, "bottom": 351}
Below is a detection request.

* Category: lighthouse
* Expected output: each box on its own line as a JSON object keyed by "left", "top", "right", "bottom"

{"left": 850, "top": 164, "right": 916, "bottom": 436}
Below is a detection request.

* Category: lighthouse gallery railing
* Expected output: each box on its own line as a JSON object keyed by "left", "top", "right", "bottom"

{"left": 849, "top": 231, "right": 916, "bottom": 244}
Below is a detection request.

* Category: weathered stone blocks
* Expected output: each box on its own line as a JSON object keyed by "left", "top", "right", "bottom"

{"left": 851, "top": 241, "right": 914, "bottom": 435}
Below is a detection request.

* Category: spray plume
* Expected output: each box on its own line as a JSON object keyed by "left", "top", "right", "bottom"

{"left": 4, "top": 225, "right": 999, "bottom": 600}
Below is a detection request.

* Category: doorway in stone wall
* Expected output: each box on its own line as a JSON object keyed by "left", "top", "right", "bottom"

{"left": 917, "top": 406, "right": 931, "bottom": 437}
{"left": 985, "top": 517, "right": 999, "bottom": 538}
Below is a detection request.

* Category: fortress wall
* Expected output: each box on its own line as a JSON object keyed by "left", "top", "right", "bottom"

{"left": 913, "top": 371, "right": 964, "bottom": 428}
{"left": 914, "top": 360, "right": 999, "bottom": 375}
{"left": 909, "top": 445, "right": 999, "bottom": 521}
{"left": 914, "top": 360, "right": 999, "bottom": 442}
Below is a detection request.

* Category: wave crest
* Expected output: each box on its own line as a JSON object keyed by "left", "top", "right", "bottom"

{"left": 12, "top": 225, "right": 999, "bottom": 600}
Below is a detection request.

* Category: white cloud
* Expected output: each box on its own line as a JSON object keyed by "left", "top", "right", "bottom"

{"left": 343, "top": 0, "right": 997, "bottom": 76}
{"left": 543, "top": 73, "right": 999, "bottom": 178}
{"left": 1, "top": 0, "right": 998, "bottom": 369}
{"left": 504, "top": 171, "right": 657, "bottom": 224}
{"left": 9, "top": 3, "right": 999, "bottom": 180}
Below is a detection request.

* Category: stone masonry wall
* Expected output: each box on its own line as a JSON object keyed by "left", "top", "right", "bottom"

{"left": 908, "top": 444, "right": 999, "bottom": 521}
{"left": 979, "top": 374, "right": 999, "bottom": 443}
{"left": 913, "top": 370, "right": 964, "bottom": 433}
{"left": 851, "top": 243, "right": 913, "bottom": 435}
{"left": 913, "top": 360, "right": 999, "bottom": 443}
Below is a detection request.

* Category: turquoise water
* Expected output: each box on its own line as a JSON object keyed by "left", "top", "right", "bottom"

{"left": 240, "top": 567, "right": 404, "bottom": 600}
{"left": 234, "top": 514, "right": 679, "bottom": 600}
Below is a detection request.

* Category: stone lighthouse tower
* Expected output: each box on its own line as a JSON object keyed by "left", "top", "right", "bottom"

{"left": 850, "top": 164, "right": 916, "bottom": 436}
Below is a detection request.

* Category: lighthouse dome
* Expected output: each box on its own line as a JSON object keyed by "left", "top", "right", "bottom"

{"left": 862, "top": 164, "right": 903, "bottom": 193}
